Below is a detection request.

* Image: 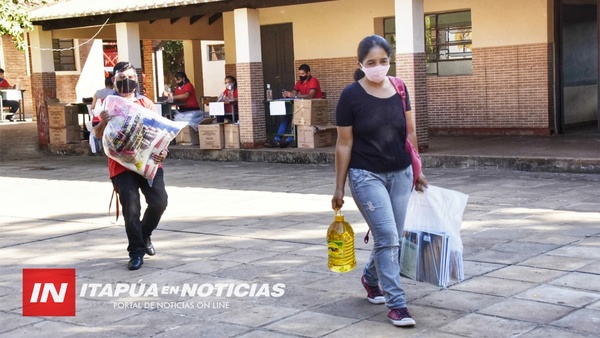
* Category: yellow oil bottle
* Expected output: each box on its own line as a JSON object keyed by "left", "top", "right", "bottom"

{"left": 327, "top": 210, "right": 356, "bottom": 273}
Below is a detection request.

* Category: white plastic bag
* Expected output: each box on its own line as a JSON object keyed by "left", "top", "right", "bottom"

{"left": 402, "top": 185, "right": 468, "bottom": 287}
{"left": 98, "top": 96, "right": 187, "bottom": 184}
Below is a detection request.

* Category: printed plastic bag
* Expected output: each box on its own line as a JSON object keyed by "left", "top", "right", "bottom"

{"left": 402, "top": 185, "right": 468, "bottom": 287}
{"left": 97, "top": 95, "right": 187, "bottom": 184}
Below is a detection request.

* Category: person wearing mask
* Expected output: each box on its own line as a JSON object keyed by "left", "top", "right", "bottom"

{"left": 94, "top": 61, "right": 169, "bottom": 271}
{"left": 216, "top": 75, "right": 238, "bottom": 123}
{"left": 0, "top": 68, "right": 21, "bottom": 122}
{"left": 278, "top": 64, "right": 323, "bottom": 148}
{"left": 331, "top": 35, "right": 428, "bottom": 328}
{"left": 169, "top": 71, "right": 205, "bottom": 130}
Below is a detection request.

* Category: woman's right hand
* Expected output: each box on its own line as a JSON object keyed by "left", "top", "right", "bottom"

{"left": 331, "top": 189, "right": 345, "bottom": 210}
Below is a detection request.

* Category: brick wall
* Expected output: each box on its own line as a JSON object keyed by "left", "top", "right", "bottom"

{"left": 56, "top": 75, "right": 78, "bottom": 103}
{"left": 294, "top": 57, "right": 356, "bottom": 124}
{"left": 427, "top": 43, "right": 554, "bottom": 136}
{"left": 237, "top": 62, "right": 266, "bottom": 148}
{"left": 142, "top": 40, "right": 156, "bottom": 101}
{"left": 225, "top": 64, "right": 236, "bottom": 80}
{"left": 397, "top": 52, "right": 429, "bottom": 150}
{"left": 31, "top": 72, "right": 57, "bottom": 146}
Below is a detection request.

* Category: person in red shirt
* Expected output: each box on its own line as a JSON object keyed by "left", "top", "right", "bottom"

{"left": 278, "top": 64, "right": 323, "bottom": 147}
{"left": 171, "top": 71, "right": 200, "bottom": 112}
{"left": 94, "top": 61, "right": 169, "bottom": 271}
{"left": 0, "top": 68, "right": 21, "bottom": 121}
{"left": 169, "top": 71, "right": 206, "bottom": 130}
{"left": 216, "top": 75, "right": 238, "bottom": 123}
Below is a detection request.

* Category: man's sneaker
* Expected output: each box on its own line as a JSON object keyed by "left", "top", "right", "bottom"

{"left": 361, "top": 275, "right": 385, "bottom": 304}
{"left": 388, "top": 307, "right": 416, "bottom": 327}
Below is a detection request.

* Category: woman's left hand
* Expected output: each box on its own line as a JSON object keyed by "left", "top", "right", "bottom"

{"left": 415, "top": 173, "right": 428, "bottom": 192}
{"left": 152, "top": 150, "right": 168, "bottom": 163}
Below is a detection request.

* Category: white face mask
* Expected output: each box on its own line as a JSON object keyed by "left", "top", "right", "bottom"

{"left": 360, "top": 63, "right": 390, "bottom": 83}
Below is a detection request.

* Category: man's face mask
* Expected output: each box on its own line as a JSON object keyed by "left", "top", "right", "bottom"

{"left": 114, "top": 72, "right": 138, "bottom": 94}
{"left": 115, "top": 79, "right": 138, "bottom": 93}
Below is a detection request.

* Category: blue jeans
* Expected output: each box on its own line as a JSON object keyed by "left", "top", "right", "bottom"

{"left": 274, "top": 115, "right": 293, "bottom": 143}
{"left": 112, "top": 168, "right": 168, "bottom": 258}
{"left": 348, "top": 167, "right": 413, "bottom": 309}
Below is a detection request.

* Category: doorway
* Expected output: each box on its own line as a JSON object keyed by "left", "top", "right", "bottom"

{"left": 556, "top": 0, "right": 599, "bottom": 134}
{"left": 260, "top": 23, "right": 295, "bottom": 99}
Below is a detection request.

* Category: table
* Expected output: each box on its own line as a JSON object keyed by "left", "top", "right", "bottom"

{"left": 265, "top": 99, "right": 295, "bottom": 147}
{"left": 71, "top": 102, "right": 93, "bottom": 140}
{"left": 1, "top": 89, "right": 26, "bottom": 122}
{"left": 155, "top": 101, "right": 186, "bottom": 120}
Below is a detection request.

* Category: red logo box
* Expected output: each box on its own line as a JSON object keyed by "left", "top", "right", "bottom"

{"left": 22, "top": 268, "right": 76, "bottom": 316}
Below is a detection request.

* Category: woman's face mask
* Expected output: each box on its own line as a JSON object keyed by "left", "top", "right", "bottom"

{"left": 360, "top": 63, "right": 390, "bottom": 83}
{"left": 226, "top": 83, "right": 233, "bottom": 90}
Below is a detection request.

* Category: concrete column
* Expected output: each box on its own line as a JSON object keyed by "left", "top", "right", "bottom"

{"left": 395, "top": 0, "right": 429, "bottom": 151}
{"left": 234, "top": 8, "right": 265, "bottom": 148}
{"left": 29, "top": 26, "right": 57, "bottom": 147}
{"left": 115, "top": 23, "right": 142, "bottom": 68}
{"left": 183, "top": 40, "right": 204, "bottom": 97}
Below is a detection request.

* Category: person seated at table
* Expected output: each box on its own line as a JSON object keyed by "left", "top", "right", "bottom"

{"left": 88, "top": 76, "right": 115, "bottom": 153}
{"left": 91, "top": 76, "right": 115, "bottom": 110}
{"left": 169, "top": 71, "right": 205, "bottom": 129}
{"left": 216, "top": 76, "right": 238, "bottom": 123}
{"left": 0, "top": 68, "right": 21, "bottom": 122}
{"left": 277, "top": 64, "right": 323, "bottom": 148}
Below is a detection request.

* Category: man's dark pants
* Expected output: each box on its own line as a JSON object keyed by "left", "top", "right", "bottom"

{"left": 112, "top": 168, "right": 168, "bottom": 258}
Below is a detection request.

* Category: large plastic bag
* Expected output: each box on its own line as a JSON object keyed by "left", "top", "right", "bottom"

{"left": 401, "top": 185, "right": 468, "bottom": 287}
{"left": 96, "top": 95, "right": 187, "bottom": 184}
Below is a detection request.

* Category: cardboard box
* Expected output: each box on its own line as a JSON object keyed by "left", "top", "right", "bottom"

{"left": 293, "top": 99, "right": 328, "bottom": 126}
{"left": 199, "top": 123, "right": 224, "bottom": 149}
{"left": 296, "top": 125, "right": 337, "bottom": 148}
{"left": 48, "top": 104, "right": 79, "bottom": 128}
{"left": 49, "top": 125, "right": 81, "bottom": 144}
{"left": 176, "top": 125, "right": 199, "bottom": 145}
{"left": 224, "top": 124, "right": 240, "bottom": 149}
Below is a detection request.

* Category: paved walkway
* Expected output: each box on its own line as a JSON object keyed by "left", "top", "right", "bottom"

{"left": 0, "top": 154, "right": 599, "bottom": 337}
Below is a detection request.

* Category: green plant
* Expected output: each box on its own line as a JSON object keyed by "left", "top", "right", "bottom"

{"left": 1, "top": 0, "right": 49, "bottom": 51}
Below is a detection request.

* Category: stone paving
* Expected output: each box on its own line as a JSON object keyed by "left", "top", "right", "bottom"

{"left": 0, "top": 155, "right": 599, "bottom": 337}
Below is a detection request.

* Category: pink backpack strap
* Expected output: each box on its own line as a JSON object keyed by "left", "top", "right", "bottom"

{"left": 388, "top": 76, "right": 407, "bottom": 112}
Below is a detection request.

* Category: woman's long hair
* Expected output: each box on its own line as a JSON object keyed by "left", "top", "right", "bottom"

{"left": 225, "top": 75, "right": 237, "bottom": 90}
{"left": 174, "top": 71, "right": 190, "bottom": 85}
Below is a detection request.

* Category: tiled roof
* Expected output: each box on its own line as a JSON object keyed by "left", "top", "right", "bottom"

{"left": 28, "top": 0, "right": 223, "bottom": 21}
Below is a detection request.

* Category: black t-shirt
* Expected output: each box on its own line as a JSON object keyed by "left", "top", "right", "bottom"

{"left": 336, "top": 81, "right": 412, "bottom": 173}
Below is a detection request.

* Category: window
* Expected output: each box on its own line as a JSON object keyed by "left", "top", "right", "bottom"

{"left": 207, "top": 44, "right": 225, "bottom": 61}
{"left": 425, "top": 11, "right": 472, "bottom": 76}
{"left": 383, "top": 17, "right": 396, "bottom": 77}
{"left": 52, "top": 39, "right": 76, "bottom": 71}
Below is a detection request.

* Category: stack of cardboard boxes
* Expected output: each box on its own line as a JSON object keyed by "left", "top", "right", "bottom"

{"left": 48, "top": 104, "right": 81, "bottom": 144}
{"left": 293, "top": 99, "right": 337, "bottom": 148}
{"left": 198, "top": 122, "right": 239, "bottom": 150}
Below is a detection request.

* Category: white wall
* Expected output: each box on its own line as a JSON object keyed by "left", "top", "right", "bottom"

{"left": 201, "top": 40, "right": 225, "bottom": 97}
{"left": 76, "top": 39, "right": 106, "bottom": 100}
